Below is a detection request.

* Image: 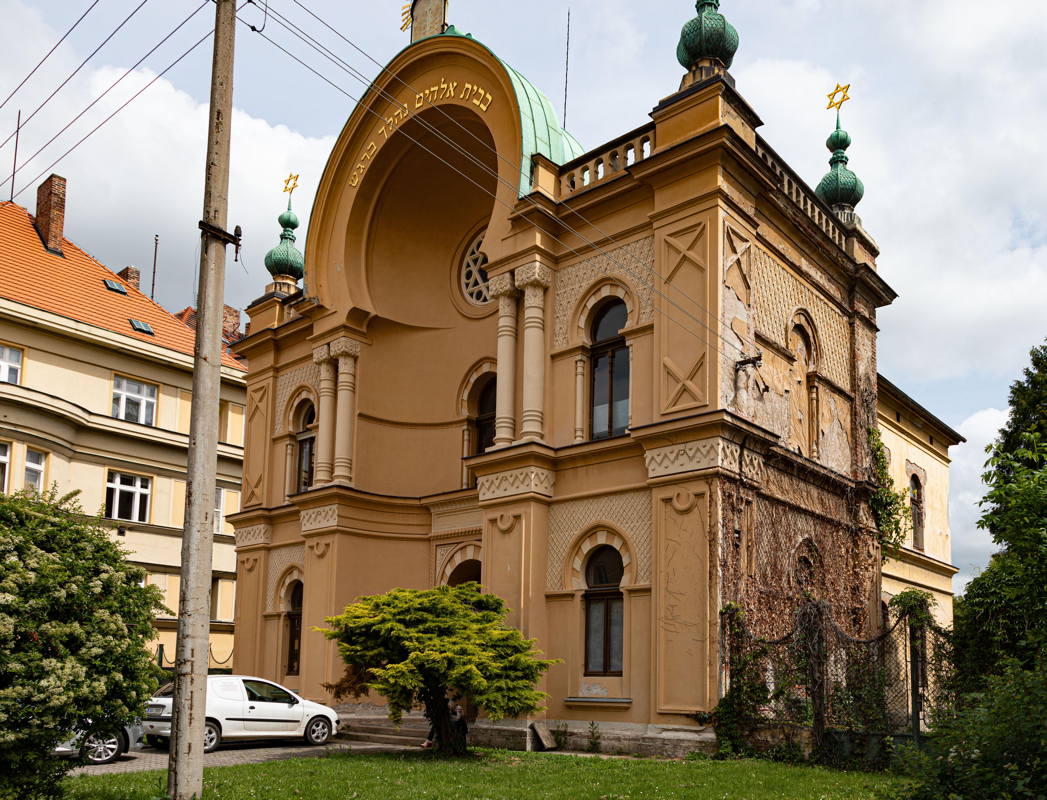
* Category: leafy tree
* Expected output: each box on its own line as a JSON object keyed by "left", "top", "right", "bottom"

{"left": 995, "top": 340, "right": 1047, "bottom": 472}
{"left": 323, "top": 583, "right": 555, "bottom": 755}
{"left": 0, "top": 490, "right": 165, "bottom": 800}
{"left": 954, "top": 434, "right": 1047, "bottom": 688}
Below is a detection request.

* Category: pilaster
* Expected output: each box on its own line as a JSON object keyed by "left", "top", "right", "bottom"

{"left": 514, "top": 263, "right": 552, "bottom": 442}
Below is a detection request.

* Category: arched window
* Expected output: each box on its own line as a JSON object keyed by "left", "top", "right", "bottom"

{"left": 590, "top": 300, "right": 629, "bottom": 440}
{"left": 284, "top": 580, "right": 303, "bottom": 676}
{"left": 584, "top": 545, "right": 624, "bottom": 676}
{"left": 472, "top": 376, "right": 497, "bottom": 455}
{"left": 788, "top": 321, "right": 818, "bottom": 458}
{"left": 447, "top": 559, "right": 481, "bottom": 586}
{"left": 910, "top": 475, "right": 925, "bottom": 550}
{"left": 294, "top": 401, "right": 316, "bottom": 493}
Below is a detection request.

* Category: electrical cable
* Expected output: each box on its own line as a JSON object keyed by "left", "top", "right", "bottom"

{"left": 241, "top": 4, "right": 758, "bottom": 365}
{"left": 0, "top": 0, "right": 152, "bottom": 152}
{"left": 0, "top": 1, "right": 210, "bottom": 196}
{"left": 12, "top": 29, "right": 213, "bottom": 201}
{"left": 0, "top": 0, "right": 102, "bottom": 113}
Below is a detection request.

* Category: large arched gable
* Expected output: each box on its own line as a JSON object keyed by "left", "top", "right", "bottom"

{"left": 304, "top": 30, "right": 582, "bottom": 332}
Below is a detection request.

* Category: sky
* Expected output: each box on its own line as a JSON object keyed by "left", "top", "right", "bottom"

{"left": 2, "top": 0, "right": 1044, "bottom": 589}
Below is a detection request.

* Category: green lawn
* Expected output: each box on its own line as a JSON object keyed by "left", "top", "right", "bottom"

{"left": 67, "top": 750, "right": 907, "bottom": 799}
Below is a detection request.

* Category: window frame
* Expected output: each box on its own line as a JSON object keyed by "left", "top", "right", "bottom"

{"left": 472, "top": 376, "right": 497, "bottom": 456}
{"left": 284, "top": 581, "right": 303, "bottom": 676}
{"left": 24, "top": 447, "right": 46, "bottom": 492}
{"left": 293, "top": 402, "right": 317, "bottom": 494}
{"left": 112, "top": 374, "right": 158, "bottom": 426}
{"left": 0, "top": 441, "right": 8, "bottom": 493}
{"left": 104, "top": 469, "right": 152, "bottom": 524}
{"left": 910, "top": 474, "right": 925, "bottom": 550}
{"left": 583, "top": 544, "right": 625, "bottom": 677}
{"left": 588, "top": 301, "right": 630, "bottom": 441}
{"left": 213, "top": 486, "right": 225, "bottom": 535}
{"left": 0, "top": 344, "right": 23, "bottom": 385}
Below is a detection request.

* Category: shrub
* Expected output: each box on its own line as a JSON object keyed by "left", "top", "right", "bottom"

{"left": 0, "top": 490, "right": 165, "bottom": 799}
{"left": 898, "top": 660, "right": 1047, "bottom": 799}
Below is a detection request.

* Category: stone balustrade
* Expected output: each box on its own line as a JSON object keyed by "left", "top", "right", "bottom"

{"left": 559, "top": 124, "right": 655, "bottom": 198}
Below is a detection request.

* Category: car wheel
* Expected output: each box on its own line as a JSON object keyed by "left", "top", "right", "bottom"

{"left": 203, "top": 720, "right": 221, "bottom": 753}
{"left": 80, "top": 730, "right": 123, "bottom": 765}
{"left": 304, "top": 716, "right": 332, "bottom": 746}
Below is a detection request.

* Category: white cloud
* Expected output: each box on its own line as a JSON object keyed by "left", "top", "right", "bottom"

{"left": 949, "top": 407, "right": 1009, "bottom": 590}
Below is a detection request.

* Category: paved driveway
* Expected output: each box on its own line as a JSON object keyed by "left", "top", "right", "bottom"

{"left": 71, "top": 740, "right": 402, "bottom": 777}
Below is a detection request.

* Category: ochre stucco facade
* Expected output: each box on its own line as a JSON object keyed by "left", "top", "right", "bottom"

{"left": 231, "top": 18, "right": 960, "bottom": 744}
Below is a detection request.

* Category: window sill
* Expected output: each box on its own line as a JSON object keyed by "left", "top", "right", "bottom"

{"left": 564, "top": 696, "right": 632, "bottom": 708}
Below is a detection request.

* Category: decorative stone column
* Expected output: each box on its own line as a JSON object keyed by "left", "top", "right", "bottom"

{"left": 284, "top": 440, "right": 295, "bottom": 501}
{"left": 574, "top": 353, "right": 587, "bottom": 443}
{"left": 330, "top": 337, "right": 361, "bottom": 484}
{"left": 489, "top": 273, "right": 518, "bottom": 447}
{"left": 514, "top": 264, "right": 552, "bottom": 442}
{"left": 312, "top": 344, "right": 336, "bottom": 486}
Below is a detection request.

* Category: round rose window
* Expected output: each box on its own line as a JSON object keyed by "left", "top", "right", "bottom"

{"left": 460, "top": 230, "right": 490, "bottom": 305}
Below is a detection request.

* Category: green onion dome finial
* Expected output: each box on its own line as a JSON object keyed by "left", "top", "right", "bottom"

{"left": 264, "top": 196, "right": 305, "bottom": 281}
{"left": 815, "top": 112, "right": 864, "bottom": 210}
{"left": 677, "top": 1, "right": 739, "bottom": 71}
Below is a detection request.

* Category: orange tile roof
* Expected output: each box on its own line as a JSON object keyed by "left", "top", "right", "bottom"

{"left": 0, "top": 201, "right": 244, "bottom": 371}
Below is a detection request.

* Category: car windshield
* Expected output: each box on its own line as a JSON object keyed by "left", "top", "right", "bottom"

{"left": 154, "top": 683, "right": 174, "bottom": 698}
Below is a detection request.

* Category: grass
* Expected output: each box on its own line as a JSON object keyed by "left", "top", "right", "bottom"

{"left": 66, "top": 749, "right": 907, "bottom": 799}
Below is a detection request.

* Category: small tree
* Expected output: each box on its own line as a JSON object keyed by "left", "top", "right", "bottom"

{"left": 323, "top": 583, "right": 554, "bottom": 755}
{"left": 0, "top": 490, "right": 165, "bottom": 800}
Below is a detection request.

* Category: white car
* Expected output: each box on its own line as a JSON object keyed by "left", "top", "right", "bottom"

{"left": 143, "top": 675, "right": 339, "bottom": 753}
{"left": 54, "top": 722, "right": 144, "bottom": 765}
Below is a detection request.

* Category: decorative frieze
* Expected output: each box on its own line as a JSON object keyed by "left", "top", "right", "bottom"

{"left": 234, "top": 523, "right": 271, "bottom": 548}
{"left": 478, "top": 466, "right": 555, "bottom": 501}
{"left": 643, "top": 437, "right": 748, "bottom": 478}
{"left": 300, "top": 504, "right": 339, "bottom": 532}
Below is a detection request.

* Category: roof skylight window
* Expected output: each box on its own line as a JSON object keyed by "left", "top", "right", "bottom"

{"left": 103, "top": 279, "right": 127, "bottom": 294}
{"left": 129, "top": 319, "right": 154, "bottom": 335}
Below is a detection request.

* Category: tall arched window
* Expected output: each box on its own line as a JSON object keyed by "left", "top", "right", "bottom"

{"left": 590, "top": 300, "right": 629, "bottom": 440}
{"left": 284, "top": 580, "right": 303, "bottom": 676}
{"left": 584, "top": 545, "right": 624, "bottom": 676}
{"left": 472, "top": 376, "right": 497, "bottom": 455}
{"left": 788, "top": 321, "right": 818, "bottom": 458}
{"left": 294, "top": 401, "right": 316, "bottom": 493}
{"left": 910, "top": 475, "right": 925, "bottom": 550}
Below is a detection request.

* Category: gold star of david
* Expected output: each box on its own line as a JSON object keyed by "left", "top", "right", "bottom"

{"left": 282, "top": 173, "right": 299, "bottom": 195}
{"left": 826, "top": 83, "right": 851, "bottom": 111}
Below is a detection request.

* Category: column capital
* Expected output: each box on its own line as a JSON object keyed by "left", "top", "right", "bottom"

{"left": 488, "top": 272, "right": 517, "bottom": 298}
{"left": 329, "top": 337, "right": 362, "bottom": 359}
{"left": 312, "top": 343, "right": 331, "bottom": 364}
{"left": 513, "top": 263, "right": 552, "bottom": 289}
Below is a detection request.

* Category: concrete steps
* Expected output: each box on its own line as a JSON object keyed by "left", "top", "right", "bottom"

{"left": 338, "top": 718, "right": 429, "bottom": 749}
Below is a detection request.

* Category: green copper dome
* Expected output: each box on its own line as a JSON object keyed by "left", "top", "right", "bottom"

{"left": 264, "top": 198, "right": 305, "bottom": 281}
{"left": 677, "top": 0, "right": 739, "bottom": 71}
{"left": 815, "top": 116, "right": 864, "bottom": 209}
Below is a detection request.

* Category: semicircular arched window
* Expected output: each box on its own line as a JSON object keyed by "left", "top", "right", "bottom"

{"left": 584, "top": 544, "right": 624, "bottom": 676}
{"left": 590, "top": 299, "right": 630, "bottom": 440}
{"left": 285, "top": 580, "right": 303, "bottom": 676}
{"left": 460, "top": 229, "right": 491, "bottom": 305}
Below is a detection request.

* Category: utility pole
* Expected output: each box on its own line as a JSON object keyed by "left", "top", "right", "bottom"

{"left": 151, "top": 234, "right": 159, "bottom": 300}
{"left": 168, "top": 2, "right": 236, "bottom": 798}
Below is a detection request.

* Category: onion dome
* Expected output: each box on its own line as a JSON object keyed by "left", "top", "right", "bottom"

{"left": 677, "top": 1, "right": 739, "bottom": 71}
{"left": 263, "top": 198, "right": 304, "bottom": 281}
{"left": 815, "top": 114, "right": 864, "bottom": 209}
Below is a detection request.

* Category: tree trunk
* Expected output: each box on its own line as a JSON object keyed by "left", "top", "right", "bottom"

{"left": 422, "top": 685, "right": 467, "bottom": 755}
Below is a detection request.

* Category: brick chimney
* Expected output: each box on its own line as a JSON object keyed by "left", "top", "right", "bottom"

{"left": 222, "top": 305, "right": 241, "bottom": 341}
{"left": 117, "top": 266, "right": 141, "bottom": 290}
{"left": 35, "top": 174, "right": 66, "bottom": 254}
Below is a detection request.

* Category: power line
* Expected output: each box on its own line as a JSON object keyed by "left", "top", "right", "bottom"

{"left": 241, "top": 4, "right": 757, "bottom": 365}
{"left": 0, "top": 0, "right": 102, "bottom": 113}
{"left": 12, "top": 29, "right": 214, "bottom": 201}
{"left": 0, "top": 1, "right": 210, "bottom": 196}
{"left": 278, "top": 0, "right": 764, "bottom": 361}
{"left": 0, "top": 0, "right": 152, "bottom": 153}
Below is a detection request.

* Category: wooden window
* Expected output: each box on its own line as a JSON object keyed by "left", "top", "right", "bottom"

{"left": 910, "top": 475, "right": 925, "bottom": 550}
{"left": 0, "top": 345, "right": 22, "bottom": 385}
{"left": 105, "top": 470, "right": 150, "bottom": 523}
{"left": 584, "top": 545, "right": 625, "bottom": 676}
{"left": 590, "top": 300, "right": 629, "bottom": 440}
{"left": 0, "top": 442, "right": 8, "bottom": 493}
{"left": 24, "top": 448, "right": 46, "bottom": 492}
{"left": 473, "top": 377, "right": 496, "bottom": 455}
{"left": 285, "top": 581, "right": 303, "bottom": 676}
{"left": 112, "top": 375, "right": 158, "bottom": 426}
{"left": 294, "top": 402, "right": 316, "bottom": 493}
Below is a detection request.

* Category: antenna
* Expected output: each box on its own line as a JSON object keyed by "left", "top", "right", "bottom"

{"left": 562, "top": 8, "right": 571, "bottom": 128}
{"left": 150, "top": 234, "right": 159, "bottom": 299}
